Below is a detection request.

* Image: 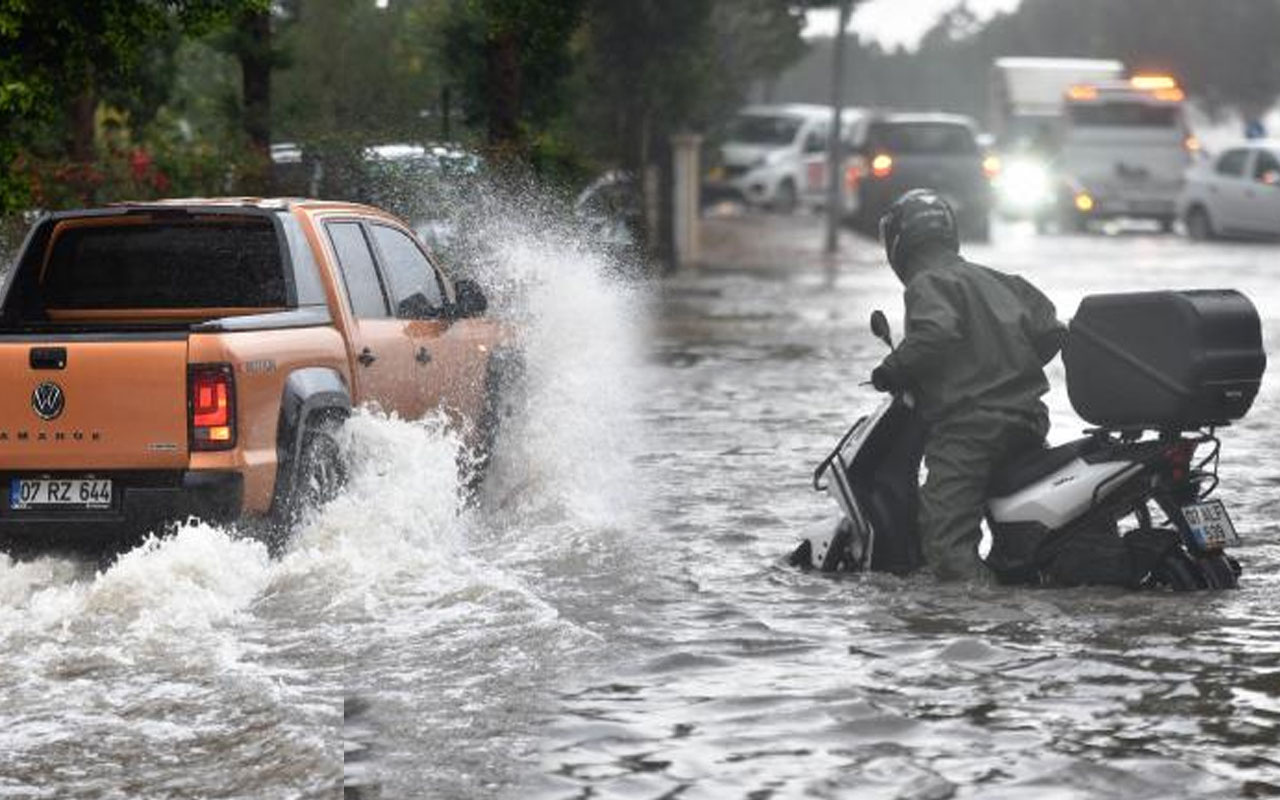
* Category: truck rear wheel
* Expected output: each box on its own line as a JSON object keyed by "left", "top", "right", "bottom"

{"left": 463, "top": 353, "right": 524, "bottom": 497}
{"left": 274, "top": 415, "right": 348, "bottom": 534}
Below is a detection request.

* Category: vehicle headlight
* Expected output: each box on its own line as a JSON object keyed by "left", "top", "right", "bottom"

{"left": 996, "top": 159, "right": 1053, "bottom": 209}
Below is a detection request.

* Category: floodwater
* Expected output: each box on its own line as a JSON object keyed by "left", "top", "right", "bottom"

{"left": 2, "top": 215, "right": 1279, "bottom": 799}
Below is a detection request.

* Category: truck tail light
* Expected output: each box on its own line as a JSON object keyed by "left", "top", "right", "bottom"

{"left": 189, "top": 364, "right": 236, "bottom": 451}
{"left": 871, "top": 153, "right": 894, "bottom": 179}
{"left": 983, "top": 154, "right": 1002, "bottom": 180}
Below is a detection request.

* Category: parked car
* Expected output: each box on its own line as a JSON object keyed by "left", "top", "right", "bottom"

{"left": 797, "top": 107, "right": 866, "bottom": 215}
{"left": 704, "top": 103, "right": 831, "bottom": 212}
{"left": 0, "top": 198, "right": 516, "bottom": 552}
{"left": 844, "top": 112, "right": 995, "bottom": 241}
{"left": 1179, "top": 141, "right": 1280, "bottom": 240}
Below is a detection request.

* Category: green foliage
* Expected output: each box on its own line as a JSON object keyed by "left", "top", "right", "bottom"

{"left": 571, "top": 0, "right": 806, "bottom": 169}
{"left": 0, "top": 0, "right": 809, "bottom": 217}
{"left": 439, "top": 0, "right": 586, "bottom": 153}
{"left": 0, "top": 0, "right": 267, "bottom": 212}
{"left": 274, "top": 0, "right": 452, "bottom": 146}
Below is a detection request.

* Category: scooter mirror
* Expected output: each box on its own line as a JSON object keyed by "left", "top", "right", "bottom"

{"left": 870, "top": 310, "right": 894, "bottom": 349}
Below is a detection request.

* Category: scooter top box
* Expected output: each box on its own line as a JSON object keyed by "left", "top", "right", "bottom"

{"left": 1064, "top": 289, "right": 1266, "bottom": 430}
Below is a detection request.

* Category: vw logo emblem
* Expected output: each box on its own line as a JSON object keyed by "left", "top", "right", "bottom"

{"left": 31, "top": 381, "right": 65, "bottom": 421}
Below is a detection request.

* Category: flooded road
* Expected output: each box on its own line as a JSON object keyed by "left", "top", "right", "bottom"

{"left": 2, "top": 215, "right": 1279, "bottom": 798}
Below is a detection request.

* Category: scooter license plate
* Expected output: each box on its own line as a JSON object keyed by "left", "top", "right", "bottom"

{"left": 1181, "top": 500, "right": 1239, "bottom": 551}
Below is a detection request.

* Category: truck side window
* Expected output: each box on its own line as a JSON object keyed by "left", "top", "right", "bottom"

{"left": 1215, "top": 149, "right": 1249, "bottom": 178}
{"left": 327, "top": 222, "right": 389, "bottom": 318}
{"left": 368, "top": 224, "right": 446, "bottom": 319}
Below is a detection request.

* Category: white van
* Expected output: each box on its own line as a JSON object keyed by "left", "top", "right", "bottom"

{"left": 705, "top": 104, "right": 832, "bottom": 213}
{"left": 1057, "top": 75, "right": 1193, "bottom": 231}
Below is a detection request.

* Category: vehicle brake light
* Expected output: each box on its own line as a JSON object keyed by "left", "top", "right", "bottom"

{"left": 1163, "top": 441, "right": 1196, "bottom": 482}
{"left": 189, "top": 364, "right": 236, "bottom": 451}
{"left": 1153, "top": 87, "right": 1185, "bottom": 102}
{"left": 846, "top": 156, "right": 865, "bottom": 189}
{"left": 871, "top": 153, "right": 893, "bottom": 179}
{"left": 982, "top": 154, "right": 1001, "bottom": 180}
{"left": 1131, "top": 74, "right": 1178, "bottom": 91}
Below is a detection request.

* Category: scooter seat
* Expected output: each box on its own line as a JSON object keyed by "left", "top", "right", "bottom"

{"left": 989, "top": 437, "right": 1097, "bottom": 498}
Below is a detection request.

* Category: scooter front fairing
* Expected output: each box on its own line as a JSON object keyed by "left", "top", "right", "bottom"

{"left": 793, "top": 395, "right": 927, "bottom": 573}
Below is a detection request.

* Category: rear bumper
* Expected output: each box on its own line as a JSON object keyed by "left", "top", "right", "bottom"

{"left": 858, "top": 179, "right": 991, "bottom": 224}
{"left": 0, "top": 470, "right": 243, "bottom": 542}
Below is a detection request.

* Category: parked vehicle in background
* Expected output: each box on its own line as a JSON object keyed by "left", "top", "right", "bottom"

{"left": 989, "top": 57, "right": 1125, "bottom": 149}
{"left": 796, "top": 107, "right": 866, "bottom": 215}
{"left": 988, "top": 58, "right": 1125, "bottom": 226}
{"left": 845, "top": 112, "right": 994, "bottom": 241}
{"left": 704, "top": 104, "right": 831, "bottom": 213}
{"left": 0, "top": 198, "right": 513, "bottom": 554}
{"left": 1179, "top": 141, "right": 1280, "bottom": 240}
{"left": 1057, "top": 75, "right": 1194, "bottom": 232}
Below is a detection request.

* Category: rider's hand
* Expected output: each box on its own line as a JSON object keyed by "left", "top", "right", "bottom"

{"left": 870, "top": 365, "right": 897, "bottom": 393}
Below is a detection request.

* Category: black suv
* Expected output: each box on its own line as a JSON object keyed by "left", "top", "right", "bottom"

{"left": 848, "top": 112, "right": 993, "bottom": 241}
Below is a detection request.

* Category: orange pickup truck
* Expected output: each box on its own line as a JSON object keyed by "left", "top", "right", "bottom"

{"left": 0, "top": 198, "right": 513, "bottom": 550}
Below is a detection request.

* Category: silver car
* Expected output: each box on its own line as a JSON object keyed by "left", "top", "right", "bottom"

{"left": 1179, "top": 141, "right": 1280, "bottom": 240}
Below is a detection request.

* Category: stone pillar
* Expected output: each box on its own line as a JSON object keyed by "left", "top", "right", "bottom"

{"left": 670, "top": 133, "right": 702, "bottom": 270}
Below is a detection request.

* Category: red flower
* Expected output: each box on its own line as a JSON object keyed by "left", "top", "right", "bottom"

{"left": 130, "top": 148, "right": 152, "bottom": 180}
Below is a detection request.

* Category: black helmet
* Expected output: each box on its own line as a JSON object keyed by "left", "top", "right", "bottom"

{"left": 878, "top": 188, "right": 959, "bottom": 275}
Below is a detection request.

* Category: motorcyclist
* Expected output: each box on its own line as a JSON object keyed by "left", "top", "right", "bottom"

{"left": 870, "top": 189, "right": 1066, "bottom": 581}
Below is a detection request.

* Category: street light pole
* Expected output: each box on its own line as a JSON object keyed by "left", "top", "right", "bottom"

{"left": 823, "top": 0, "right": 853, "bottom": 255}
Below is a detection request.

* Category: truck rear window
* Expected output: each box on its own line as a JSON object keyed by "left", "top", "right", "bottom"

{"left": 868, "top": 122, "right": 977, "bottom": 155}
{"left": 42, "top": 219, "right": 287, "bottom": 309}
{"left": 1068, "top": 103, "right": 1180, "bottom": 128}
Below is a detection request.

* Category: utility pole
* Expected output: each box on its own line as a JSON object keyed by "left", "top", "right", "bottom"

{"left": 823, "top": 0, "right": 853, "bottom": 255}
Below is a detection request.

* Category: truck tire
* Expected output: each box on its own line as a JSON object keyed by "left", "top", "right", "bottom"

{"left": 273, "top": 413, "right": 347, "bottom": 534}
{"left": 463, "top": 352, "right": 524, "bottom": 496}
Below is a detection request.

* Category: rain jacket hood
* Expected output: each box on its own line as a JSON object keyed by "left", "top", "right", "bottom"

{"left": 890, "top": 242, "right": 955, "bottom": 285}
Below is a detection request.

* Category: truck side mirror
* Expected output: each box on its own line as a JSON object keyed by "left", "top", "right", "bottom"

{"left": 450, "top": 278, "right": 488, "bottom": 319}
{"left": 870, "top": 310, "right": 893, "bottom": 349}
{"left": 397, "top": 292, "right": 439, "bottom": 320}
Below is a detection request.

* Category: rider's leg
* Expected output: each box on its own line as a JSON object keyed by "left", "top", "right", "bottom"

{"left": 919, "top": 414, "right": 1041, "bottom": 581}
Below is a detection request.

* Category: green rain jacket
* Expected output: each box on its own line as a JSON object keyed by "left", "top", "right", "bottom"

{"left": 878, "top": 246, "right": 1065, "bottom": 427}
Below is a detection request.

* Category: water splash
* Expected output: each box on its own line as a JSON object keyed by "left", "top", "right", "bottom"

{"left": 0, "top": 177, "right": 651, "bottom": 799}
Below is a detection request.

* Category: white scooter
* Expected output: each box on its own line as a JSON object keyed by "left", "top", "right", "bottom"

{"left": 792, "top": 295, "right": 1264, "bottom": 591}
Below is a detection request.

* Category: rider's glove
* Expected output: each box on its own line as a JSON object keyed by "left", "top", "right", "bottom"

{"left": 870, "top": 364, "right": 898, "bottom": 393}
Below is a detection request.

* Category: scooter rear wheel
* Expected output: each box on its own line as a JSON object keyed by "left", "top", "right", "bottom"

{"left": 1197, "top": 553, "right": 1239, "bottom": 590}
{"left": 1157, "top": 549, "right": 1207, "bottom": 592}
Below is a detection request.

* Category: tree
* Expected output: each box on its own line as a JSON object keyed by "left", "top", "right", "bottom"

{"left": 0, "top": 0, "right": 267, "bottom": 211}
{"left": 439, "top": 0, "right": 585, "bottom": 160}
{"left": 571, "top": 0, "right": 806, "bottom": 258}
